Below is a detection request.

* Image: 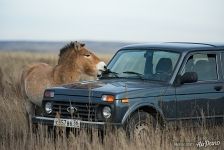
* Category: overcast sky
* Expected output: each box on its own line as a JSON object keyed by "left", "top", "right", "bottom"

{"left": 0, "top": 0, "right": 223, "bottom": 42}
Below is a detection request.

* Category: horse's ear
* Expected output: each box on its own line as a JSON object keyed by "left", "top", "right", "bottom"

{"left": 74, "top": 41, "right": 85, "bottom": 51}
{"left": 80, "top": 43, "right": 85, "bottom": 47}
{"left": 74, "top": 41, "right": 79, "bottom": 51}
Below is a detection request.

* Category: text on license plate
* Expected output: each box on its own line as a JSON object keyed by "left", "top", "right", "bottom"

{"left": 53, "top": 118, "right": 80, "bottom": 128}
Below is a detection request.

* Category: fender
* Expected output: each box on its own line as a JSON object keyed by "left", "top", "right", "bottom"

{"left": 121, "top": 102, "right": 166, "bottom": 124}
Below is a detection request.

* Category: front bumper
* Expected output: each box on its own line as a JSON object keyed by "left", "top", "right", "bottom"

{"left": 32, "top": 116, "right": 122, "bottom": 130}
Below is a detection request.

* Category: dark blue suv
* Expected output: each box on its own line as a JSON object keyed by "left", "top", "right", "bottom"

{"left": 33, "top": 42, "right": 224, "bottom": 136}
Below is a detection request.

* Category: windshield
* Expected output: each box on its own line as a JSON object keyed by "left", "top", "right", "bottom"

{"left": 102, "top": 49, "right": 180, "bottom": 82}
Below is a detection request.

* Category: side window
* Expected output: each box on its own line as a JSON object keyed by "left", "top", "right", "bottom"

{"left": 182, "top": 53, "right": 217, "bottom": 81}
{"left": 221, "top": 53, "right": 224, "bottom": 79}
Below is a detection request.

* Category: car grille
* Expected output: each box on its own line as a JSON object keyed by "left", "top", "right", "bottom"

{"left": 46, "top": 101, "right": 98, "bottom": 121}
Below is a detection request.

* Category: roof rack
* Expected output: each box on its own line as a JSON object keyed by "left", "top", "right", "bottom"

{"left": 165, "top": 42, "right": 216, "bottom": 47}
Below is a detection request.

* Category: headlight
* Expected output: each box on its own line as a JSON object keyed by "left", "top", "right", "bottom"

{"left": 45, "top": 102, "right": 52, "bottom": 114}
{"left": 102, "top": 106, "right": 111, "bottom": 119}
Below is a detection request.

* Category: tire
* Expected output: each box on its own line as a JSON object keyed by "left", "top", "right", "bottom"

{"left": 125, "top": 111, "right": 158, "bottom": 139}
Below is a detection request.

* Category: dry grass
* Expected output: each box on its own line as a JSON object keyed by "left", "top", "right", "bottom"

{"left": 0, "top": 51, "right": 223, "bottom": 150}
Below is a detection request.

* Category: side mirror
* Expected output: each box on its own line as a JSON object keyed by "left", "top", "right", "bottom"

{"left": 174, "top": 72, "right": 198, "bottom": 86}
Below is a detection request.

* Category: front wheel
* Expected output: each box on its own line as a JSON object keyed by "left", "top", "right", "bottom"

{"left": 125, "top": 111, "right": 158, "bottom": 139}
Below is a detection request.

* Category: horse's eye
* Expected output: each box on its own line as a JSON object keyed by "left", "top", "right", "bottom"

{"left": 84, "top": 54, "right": 91, "bottom": 57}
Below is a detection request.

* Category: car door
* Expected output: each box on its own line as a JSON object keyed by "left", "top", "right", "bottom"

{"left": 175, "top": 51, "right": 224, "bottom": 123}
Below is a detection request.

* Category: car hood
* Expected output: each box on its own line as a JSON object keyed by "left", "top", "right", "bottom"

{"left": 50, "top": 79, "right": 168, "bottom": 99}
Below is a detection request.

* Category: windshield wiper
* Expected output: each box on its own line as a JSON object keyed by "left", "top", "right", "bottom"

{"left": 122, "top": 71, "right": 144, "bottom": 79}
{"left": 102, "top": 69, "right": 119, "bottom": 77}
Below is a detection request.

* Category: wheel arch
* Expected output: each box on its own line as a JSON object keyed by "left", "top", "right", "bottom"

{"left": 122, "top": 103, "right": 166, "bottom": 127}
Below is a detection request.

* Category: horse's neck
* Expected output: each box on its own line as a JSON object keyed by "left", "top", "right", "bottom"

{"left": 52, "top": 62, "right": 82, "bottom": 85}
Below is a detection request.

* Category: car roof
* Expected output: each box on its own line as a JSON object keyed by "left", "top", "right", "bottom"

{"left": 120, "top": 42, "right": 224, "bottom": 52}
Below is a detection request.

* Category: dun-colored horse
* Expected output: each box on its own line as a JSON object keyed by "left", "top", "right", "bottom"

{"left": 21, "top": 41, "right": 106, "bottom": 120}
{"left": 0, "top": 67, "right": 3, "bottom": 94}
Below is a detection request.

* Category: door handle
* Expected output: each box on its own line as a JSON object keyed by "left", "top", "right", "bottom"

{"left": 214, "top": 85, "right": 223, "bottom": 91}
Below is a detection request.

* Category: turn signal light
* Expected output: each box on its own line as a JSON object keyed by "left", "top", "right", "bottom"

{"left": 101, "top": 95, "right": 115, "bottom": 103}
{"left": 44, "top": 91, "right": 54, "bottom": 98}
{"left": 121, "top": 98, "right": 129, "bottom": 103}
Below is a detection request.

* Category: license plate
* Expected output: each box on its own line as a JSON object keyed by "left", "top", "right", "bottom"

{"left": 53, "top": 118, "right": 80, "bottom": 128}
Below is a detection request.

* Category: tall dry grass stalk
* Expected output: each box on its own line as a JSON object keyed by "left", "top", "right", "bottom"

{"left": 0, "top": 51, "right": 223, "bottom": 150}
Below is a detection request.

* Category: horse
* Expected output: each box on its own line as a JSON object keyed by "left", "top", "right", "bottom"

{"left": 0, "top": 67, "right": 3, "bottom": 94}
{"left": 20, "top": 41, "right": 106, "bottom": 124}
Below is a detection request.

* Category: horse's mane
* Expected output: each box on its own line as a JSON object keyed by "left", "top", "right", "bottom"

{"left": 59, "top": 41, "right": 85, "bottom": 57}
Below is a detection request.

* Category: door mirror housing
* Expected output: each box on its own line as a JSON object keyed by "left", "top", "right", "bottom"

{"left": 174, "top": 72, "right": 198, "bottom": 86}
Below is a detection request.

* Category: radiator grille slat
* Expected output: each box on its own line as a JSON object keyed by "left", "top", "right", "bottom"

{"left": 45, "top": 101, "right": 98, "bottom": 121}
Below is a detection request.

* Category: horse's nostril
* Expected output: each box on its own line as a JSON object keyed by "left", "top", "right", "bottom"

{"left": 104, "top": 66, "right": 107, "bottom": 69}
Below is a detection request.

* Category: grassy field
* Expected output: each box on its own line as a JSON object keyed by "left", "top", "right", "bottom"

{"left": 0, "top": 51, "right": 223, "bottom": 150}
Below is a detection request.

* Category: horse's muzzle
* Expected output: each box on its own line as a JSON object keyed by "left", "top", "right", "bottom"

{"left": 96, "top": 61, "right": 107, "bottom": 75}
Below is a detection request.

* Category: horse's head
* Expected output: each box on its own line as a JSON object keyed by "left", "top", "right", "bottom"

{"left": 76, "top": 42, "right": 106, "bottom": 76}
{"left": 58, "top": 41, "right": 106, "bottom": 77}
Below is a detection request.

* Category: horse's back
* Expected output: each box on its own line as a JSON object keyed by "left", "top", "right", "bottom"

{"left": 21, "top": 63, "right": 53, "bottom": 106}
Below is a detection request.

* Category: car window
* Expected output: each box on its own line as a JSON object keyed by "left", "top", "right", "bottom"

{"left": 152, "top": 51, "right": 179, "bottom": 74}
{"left": 220, "top": 52, "right": 224, "bottom": 79}
{"left": 182, "top": 53, "right": 217, "bottom": 81}
{"left": 110, "top": 51, "right": 146, "bottom": 74}
{"left": 106, "top": 50, "right": 180, "bottom": 82}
